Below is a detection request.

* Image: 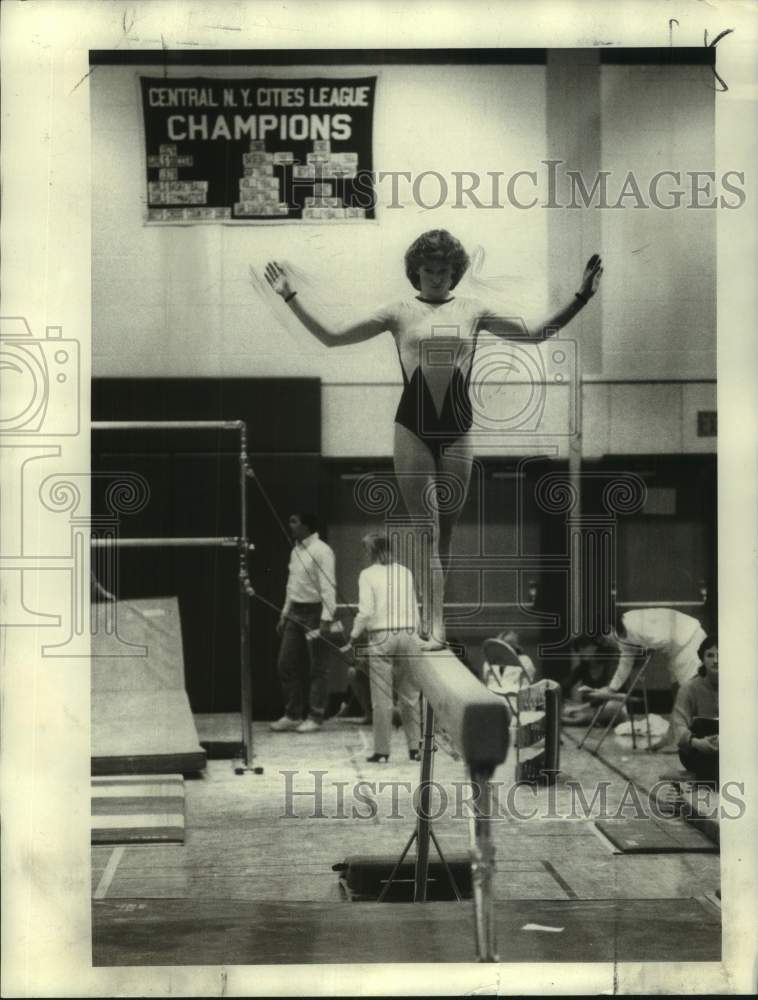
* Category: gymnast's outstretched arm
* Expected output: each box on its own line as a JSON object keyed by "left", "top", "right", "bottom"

{"left": 262, "top": 260, "right": 393, "bottom": 347}
{"left": 480, "top": 253, "right": 604, "bottom": 341}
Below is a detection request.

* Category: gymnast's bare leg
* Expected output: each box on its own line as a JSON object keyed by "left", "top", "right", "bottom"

{"left": 437, "top": 433, "right": 475, "bottom": 581}
{"left": 393, "top": 423, "right": 473, "bottom": 647}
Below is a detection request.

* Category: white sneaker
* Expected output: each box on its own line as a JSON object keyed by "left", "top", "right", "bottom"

{"left": 295, "top": 718, "right": 322, "bottom": 733}
{"left": 269, "top": 716, "right": 301, "bottom": 732}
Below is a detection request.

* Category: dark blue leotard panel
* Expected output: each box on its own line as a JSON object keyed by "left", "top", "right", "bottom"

{"left": 394, "top": 358, "right": 473, "bottom": 461}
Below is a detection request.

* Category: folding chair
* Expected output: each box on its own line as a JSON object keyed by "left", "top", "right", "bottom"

{"left": 481, "top": 635, "right": 533, "bottom": 715}
{"left": 577, "top": 651, "right": 653, "bottom": 752}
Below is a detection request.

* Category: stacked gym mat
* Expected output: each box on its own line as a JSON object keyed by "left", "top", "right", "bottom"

{"left": 91, "top": 597, "right": 206, "bottom": 776}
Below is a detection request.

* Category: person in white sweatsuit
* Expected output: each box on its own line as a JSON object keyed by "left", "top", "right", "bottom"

{"left": 587, "top": 608, "right": 706, "bottom": 706}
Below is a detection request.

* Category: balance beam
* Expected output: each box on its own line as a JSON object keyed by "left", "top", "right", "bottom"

{"left": 361, "top": 633, "right": 510, "bottom": 961}
{"left": 399, "top": 636, "right": 511, "bottom": 774}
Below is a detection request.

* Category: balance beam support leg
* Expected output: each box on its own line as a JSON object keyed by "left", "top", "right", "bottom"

{"left": 414, "top": 699, "right": 436, "bottom": 902}
{"left": 470, "top": 767, "right": 498, "bottom": 963}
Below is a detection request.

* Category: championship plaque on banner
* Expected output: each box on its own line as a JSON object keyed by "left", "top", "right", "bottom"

{"left": 140, "top": 77, "right": 377, "bottom": 224}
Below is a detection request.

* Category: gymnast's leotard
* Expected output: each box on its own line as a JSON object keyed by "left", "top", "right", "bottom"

{"left": 367, "top": 296, "right": 494, "bottom": 460}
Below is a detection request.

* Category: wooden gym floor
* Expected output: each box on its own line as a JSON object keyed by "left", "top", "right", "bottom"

{"left": 91, "top": 713, "right": 721, "bottom": 966}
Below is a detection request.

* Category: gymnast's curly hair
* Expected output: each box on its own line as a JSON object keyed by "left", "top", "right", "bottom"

{"left": 404, "top": 229, "right": 470, "bottom": 291}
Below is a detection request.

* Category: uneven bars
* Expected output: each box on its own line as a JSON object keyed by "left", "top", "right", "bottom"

{"left": 90, "top": 537, "right": 251, "bottom": 548}
{"left": 90, "top": 416, "right": 256, "bottom": 770}
{"left": 335, "top": 601, "right": 534, "bottom": 612}
{"left": 92, "top": 420, "right": 243, "bottom": 431}
{"left": 616, "top": 600, "right": 707, "bottom": 608}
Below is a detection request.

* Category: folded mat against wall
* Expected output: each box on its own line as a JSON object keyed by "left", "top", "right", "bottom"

{"left": 91, "top": 598, "right": 206, "bottom": 775}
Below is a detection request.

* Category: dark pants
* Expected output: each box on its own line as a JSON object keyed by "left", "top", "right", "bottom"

{"left": 347, "top": 663, "right": 372, "bottom": 719}
{"left": 679, "top": 745, "right": 718, "bottom": 783}
{"left": 679, "top": 716, "right": 719, "bottom": 782}
{"left": 277, "top": 602, "right": 328, "bottom": 721}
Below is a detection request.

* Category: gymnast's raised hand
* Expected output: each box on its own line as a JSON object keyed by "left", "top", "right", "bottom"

{"left": 260, "top": 257, "right": 391, "bottom": 349}
{"left": 577, "top": 253, "right": 603, "bottom": 302}
{"left": 264, "top": 260, "right": 294, "bottom": 300}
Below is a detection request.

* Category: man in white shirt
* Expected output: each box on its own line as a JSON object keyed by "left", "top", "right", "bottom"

{"left": 270, "top": 512, "right": 338, "bottom": 733}
{"left": 588, "top": 608, "right": 706, "bottom": 705}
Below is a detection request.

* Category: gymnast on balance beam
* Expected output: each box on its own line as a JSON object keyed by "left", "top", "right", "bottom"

{"left": 262, "top": 230, "right": 603, "bottom": 649}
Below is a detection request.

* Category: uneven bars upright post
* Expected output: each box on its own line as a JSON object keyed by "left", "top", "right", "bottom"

{"left": 238, "top": 420, "right": 254, "bottom": 770}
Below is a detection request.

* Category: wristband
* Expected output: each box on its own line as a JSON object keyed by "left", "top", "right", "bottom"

{"left": 574, "top": 291, "right": 589, "bottom": 306}
{"left": 284, "top": 291, "right": 297, "bottom": 303}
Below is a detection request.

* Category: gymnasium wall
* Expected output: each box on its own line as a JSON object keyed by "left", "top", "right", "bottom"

{"left": 90, "top": 53, "right": 717, "bottom": 711}
{"left": 92, "top": 52, "right": 716, "bottom": 460}
{"left": 599, "top": 61, "right": 716, "bottom": 378}
{"left": 91, "top": 59, "right": 549, "bottom": 385}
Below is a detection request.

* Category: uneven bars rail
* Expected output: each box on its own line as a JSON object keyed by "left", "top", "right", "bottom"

{"left": 90, "top": 537, "right": 252, "bottom": 548}
{"left": 92, "top": 420, "right": 243, "bottom": 431}
{"left": 616, "top": 600, "right": 706, "bottom": 608}
{"left": 335, "top": 601, "right": 534, "bottom": 612}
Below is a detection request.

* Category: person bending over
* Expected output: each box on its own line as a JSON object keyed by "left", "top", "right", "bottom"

{"left": 588, "top": 607, "right": 706, "bottom": 706}
{"left": 562, "top": 634, "right": 625, "bottom": 727}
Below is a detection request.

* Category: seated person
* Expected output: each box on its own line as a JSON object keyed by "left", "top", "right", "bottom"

{"left": 562, "top": 634, "right": 626, "bottom": 726}
{"left": 670, "top": 634, "right": 718, "bottom": 783}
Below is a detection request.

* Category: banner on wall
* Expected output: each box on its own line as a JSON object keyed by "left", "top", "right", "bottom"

{"left": 139, "top": 76, "right": 377, "bottom": 224}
